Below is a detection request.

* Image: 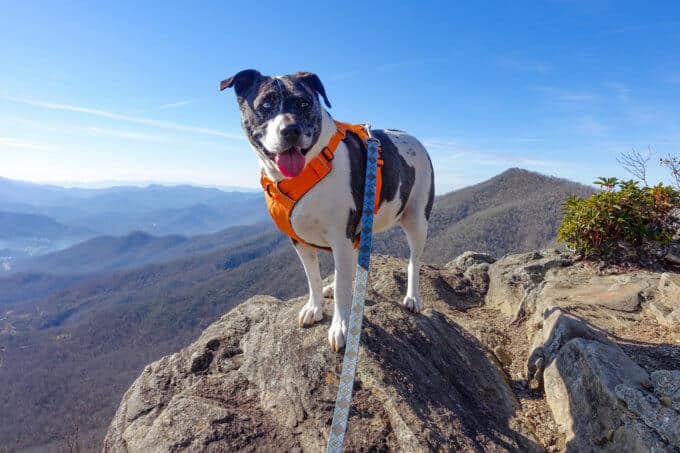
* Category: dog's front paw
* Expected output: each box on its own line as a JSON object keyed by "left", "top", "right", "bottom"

{"left": 328, "top": 317, "right": 348, "bottom": 352}
{"left": 322, "top": 284, "right": 334, "bottom": 299}
{"left": 298, "top": 301, "right": 323, "bottom": 327}
{"left": 402, "top": 296, "right": 421, "bottom": 313}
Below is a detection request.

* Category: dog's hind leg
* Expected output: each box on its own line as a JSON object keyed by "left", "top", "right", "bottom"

{"left": 322, "top": 282, "right": 334, "bottom": 298}
{"left": 399, "top": 210, "right": 428, "bottom": 313}
{"left": 294, "top": 242, "right": 324, "bottom": 327}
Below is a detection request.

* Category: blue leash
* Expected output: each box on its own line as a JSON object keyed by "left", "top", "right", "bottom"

{"left": 326, "top": 125, "right": 380, "bottom": 453}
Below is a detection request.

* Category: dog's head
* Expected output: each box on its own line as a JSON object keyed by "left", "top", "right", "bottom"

{"left": 220, "top": 70, "right": 331, "bottom": 178}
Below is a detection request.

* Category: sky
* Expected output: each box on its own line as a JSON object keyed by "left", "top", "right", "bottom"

{"left": 1, "top": 1, "right": 680, "bottom": 193}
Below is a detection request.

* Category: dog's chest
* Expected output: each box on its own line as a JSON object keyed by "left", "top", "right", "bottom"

{"left": 288, "top": 150, "right": 354, "bottom": 247}
{"left": 288, "top": 146, "right": 402, "bottom": 248}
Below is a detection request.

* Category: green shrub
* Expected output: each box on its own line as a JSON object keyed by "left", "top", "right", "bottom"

{"left": 558, "top": 177, "right": 680, "bottom": 260}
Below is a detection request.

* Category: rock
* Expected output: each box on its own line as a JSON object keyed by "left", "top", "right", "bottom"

{"left": 543, "top": 338, "right": 675, "bottom": 451}
{"left": 104, "top": 293, "right": 540, "bottom": 452}
{"left": 370, "top": 255, "right": 485, "bottom": 311}
{"left": 541, "top": 273, "right": 649, "bottom": 314}
{"left": 651, "top": 370, "right": 680, "bottom": 412}
{"left": 104, "top": 251, "right": 680, "bottom": 453}
{"left": 447, "top": 251, "right": 496, "bottom": 270}
{"left": 616, "top": 380, "right": 680, "bottom": 446}
{"left": 526, "top": 308, "right": 615, "bottom": 389}
{"left": 665, "top": 241, "right": 680, "bottom": 266}
{"left": 485, "top": 250, "right": 571, "bottom": 320}
{"left": 649, "top": 273, "right": 680, "bottom": 326}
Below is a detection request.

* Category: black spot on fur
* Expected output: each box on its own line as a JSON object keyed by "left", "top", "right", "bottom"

{"left": 345, "top": 208, "right": 362, "bottom": 242}
{"left": 345, "top": 131, "right": 367, "bottom": 241}
{"left": 372, "top": 130, "right": 415, "bottom": 216}
{"left": 425, "top": 153, "right": 435, "bottom": 220}
{"left": 344, "top": 130, "right": 417, "bottom": 240}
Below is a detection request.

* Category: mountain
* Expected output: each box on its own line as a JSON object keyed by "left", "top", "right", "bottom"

{"left": 0, "top": 177, "right": 268, "bottom": 254}
{"left": 373, "top": 168, "right": 595, "bottom": 262}
{"left": 0, "top": 228, "right": 318, "bottom": 450}
{"left": 0, "top": 168, "right": 597, "bottom": 450}
{"left": 0, "top": 211, "right": 93, "bottom": 260}
{"left": 6, "top": 223, "right": 275, "bottom": 276}
{"left": 0, "top": 212, "right": 88, "bottom": 239}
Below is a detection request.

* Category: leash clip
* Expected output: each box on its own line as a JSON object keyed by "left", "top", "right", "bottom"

{"left": 364, "top": 122, "right": 381, "bottom": 148}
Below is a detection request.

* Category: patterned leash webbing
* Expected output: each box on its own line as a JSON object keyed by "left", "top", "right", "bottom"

{"left": 326, "top": 125, "right": 380, "bottom": 453}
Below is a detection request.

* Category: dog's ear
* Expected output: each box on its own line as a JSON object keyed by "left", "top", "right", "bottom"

{"left": 295, "top": 71, "right": 331, "bottom": 108}
{"left": 219, "top": 69, "right": 262, "bottom": 98}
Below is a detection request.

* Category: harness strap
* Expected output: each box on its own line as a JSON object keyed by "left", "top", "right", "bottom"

{"left": 261, "top": 121, "right": 383, "bottom": 249}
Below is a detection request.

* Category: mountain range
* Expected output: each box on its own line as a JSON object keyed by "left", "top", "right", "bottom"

{"left": 0, "top": 176, "right": 268, "bottom": 262}
{"left": 0, "top": 168, "right": 595, "bottom": 450}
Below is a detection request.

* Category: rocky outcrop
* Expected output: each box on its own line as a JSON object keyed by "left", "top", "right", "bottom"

{"left": 105, "top": 251, "right": 680, "bottom": 452}
{"left": 103, "top": 296, "right": 538, "bottom": 451}
{"left": 649, "top": 273, "right": 680, "bottom": 326}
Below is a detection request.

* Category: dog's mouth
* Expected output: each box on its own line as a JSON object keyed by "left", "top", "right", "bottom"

{"left": 265, "top": 146, "right": 307, "bottom": 178}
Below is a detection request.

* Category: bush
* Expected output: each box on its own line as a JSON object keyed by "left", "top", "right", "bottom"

{"left": 558, "top": 177, "right": 680, "bottom": 260}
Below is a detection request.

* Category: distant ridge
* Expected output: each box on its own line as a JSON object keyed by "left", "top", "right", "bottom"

{"left": 0, "top": 176, "right": 269, "bottom": 247}
{"left": 374, "top": 168, "right": 595, "bottom": 261}
{"left": 7, "top": 223, "right": 275, "bottom": 275}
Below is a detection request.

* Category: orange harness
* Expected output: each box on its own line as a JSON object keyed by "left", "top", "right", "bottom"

{"left": 260, "top": 121, "right": 383, "bottom": 249}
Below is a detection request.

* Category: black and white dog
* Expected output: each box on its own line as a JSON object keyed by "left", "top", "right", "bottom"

{"left": 220, "top": 70, "right": 434, "bottom": 351}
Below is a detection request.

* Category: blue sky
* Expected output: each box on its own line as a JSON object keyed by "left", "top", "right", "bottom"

{"left": 1, "top": 1, "right": 679, "bottom": 193}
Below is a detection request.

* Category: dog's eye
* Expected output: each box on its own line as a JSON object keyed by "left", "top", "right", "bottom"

{"left": 261, "top": 101, "right": 272, "bottom": 110}
{"left": 300, "top": 101, "right": 310, "bottom": 109}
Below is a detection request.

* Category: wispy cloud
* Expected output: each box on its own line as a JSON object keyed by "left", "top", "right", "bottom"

{"left": 606, "top": 82, "right": 630, "bottom": 101}
{"left": 577, "top": 116, "right": 608, "bottom": 136}
{"left": 423, "top": 137, "right": 563, "bottom": 168}
{"left": 87, "top": 127, "right": 170, "bottom": 142}
{"left": 328, "top": 70, "right": 360, "bottom": 82}
{"left": 534, "top": 86, "right": 596, "bottom": 102}
{"left": 468, "top": 152, "right": 563, "bottom": 168}
{"left": 329, "top": 59, "right": 426, "bottom": 82}
{"left": 422, "top": 139, "right": 459, "bottom": 149}
{"left": 599, "top": 24, "right": 649, "bottom": 37}
{"left": 160, "top": 100, "right": 195, "bottom": 109}
{"left": 2, "top": 96, "right": 243, "bottom": 139}
{"left": 0, "top": 136, "right": 60, "bottom": 151}
{"left": 497, "top": 56, "right": 551, "bottom": 75}
{"left": 506, "top": 137, "right": 543, "bottom": 143}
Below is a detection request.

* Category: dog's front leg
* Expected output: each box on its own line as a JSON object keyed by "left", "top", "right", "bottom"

{"left": 328, "top": 239, "right": 357, "bottom": 352}
{"left": 294, "top": 241, "right": 324, "bottom": 327}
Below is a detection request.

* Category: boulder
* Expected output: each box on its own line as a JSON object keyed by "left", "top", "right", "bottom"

{"left": 665, "top": 240, "right": 680, "bottom": 266}
{"left": 543, "top": 338, "right": 677, "bottom": 452}
{"left": 104, "top": 250, "right": 680, "bottom": 453}
{"left": 104, "top": 293, "right": 540, "bottom": 452}
{"left": 447, "top": 251, "right": 496, "bottom": 270}
{"left": 649, "top": 273, "right": 680, "bottom": 326}
{"left": 370, "top": 255, "right": 486, "bottom": 311}
{"left": 485, "top": 250, "right": 571, "bottom": 321}
{"left": 526, "top": 308, "right": 615, "bottom": 390}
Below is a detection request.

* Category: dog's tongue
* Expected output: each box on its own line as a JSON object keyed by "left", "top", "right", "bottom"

{"left": 275, "top": 147, "right": 305, "bottom": 177}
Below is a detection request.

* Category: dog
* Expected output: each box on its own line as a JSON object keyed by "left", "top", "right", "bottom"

{"left": 220, "top": 70, "right": 434, "bottom": 351}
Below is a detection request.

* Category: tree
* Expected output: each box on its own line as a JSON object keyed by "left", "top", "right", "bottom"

{"left": 660, "top": 154, "right": 680, "bottom": 190}
{"left": 617, "top": 147, "right": 651, "bottom": 186}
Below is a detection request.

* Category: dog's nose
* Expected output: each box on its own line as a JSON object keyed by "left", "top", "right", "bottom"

{"left": 281, "top": 124, "right": 302, "bottom": 143}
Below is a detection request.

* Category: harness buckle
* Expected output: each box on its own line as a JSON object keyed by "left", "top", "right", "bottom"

{"left": 321, "top": 146, "right": 334, "bottom": 162}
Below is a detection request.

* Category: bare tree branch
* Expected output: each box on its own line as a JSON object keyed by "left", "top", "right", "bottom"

{"left": 617, "top": 147, "right": 652, "bottom": 186}
{"left": 660, "top": 153, "right": 680, "bottom": 190}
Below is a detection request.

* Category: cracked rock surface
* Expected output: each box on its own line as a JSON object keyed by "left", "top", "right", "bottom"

{"left": 105, "top": 252, "right": 680, "bottom": 452}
